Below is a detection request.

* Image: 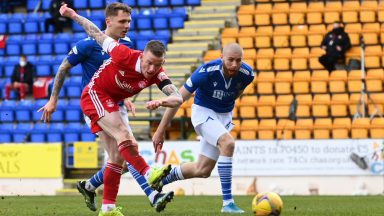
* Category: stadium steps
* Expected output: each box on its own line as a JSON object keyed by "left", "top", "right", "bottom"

{"left": 167, "top": 50, "right": 204, "bottom": 58}
{"left": 189, "top": 13, "right": 235, "bottom": 20}
{"left": 184, "top": 20, "right": 227, "bottom": 28}
{"left": 193, "top": 5, "right": 239, "bottom": 14}
{"left": 164, "top": 65, "right": 192, "bottom": 74}
{"left": 176, "top": 27, "right": 221, "bottom": 36}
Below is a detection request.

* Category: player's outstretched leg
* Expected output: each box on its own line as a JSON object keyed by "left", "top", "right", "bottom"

{"left": 145, "top": 164, "right": 172, "bottom": 188}
{"left": 77, "top": 180, "right": 97, "bottom": 211}
{"left": 218, "top": 156, "right": 244, "bottom": 214}
{"left": 150, "top": 165, "right": 185, "bottom": 192}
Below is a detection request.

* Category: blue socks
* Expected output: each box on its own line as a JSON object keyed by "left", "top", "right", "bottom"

{"left": 218, "top": 156, "right": 234, "bottom": 205}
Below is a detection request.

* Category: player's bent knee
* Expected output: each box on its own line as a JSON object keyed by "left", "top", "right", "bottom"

{"left": 218, "top": 134, "right": 235, "bottom": 153}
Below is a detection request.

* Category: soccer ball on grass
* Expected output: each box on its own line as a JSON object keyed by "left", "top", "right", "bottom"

{"left": 251, "top": 192, "right": 283, "bottom": 216}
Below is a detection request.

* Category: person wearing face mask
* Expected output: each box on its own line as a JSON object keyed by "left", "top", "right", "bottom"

{"left": 319, "top": 22, "right": 351, "bottom": 72}
{"left": 5, "top": 54, "right": 36, "bottom": 100}
{"left": 152, "top": 43, "right": 254, "bottom": 214}
{"left": 57, "top": 4, "right": 183, "bottom": 216}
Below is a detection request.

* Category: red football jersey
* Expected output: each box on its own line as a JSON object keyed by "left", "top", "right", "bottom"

{"left": 86, "top": 39, "right": 169, "bottom": 103}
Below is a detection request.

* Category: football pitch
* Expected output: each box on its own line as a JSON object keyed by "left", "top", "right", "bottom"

{"left": 0, "top": 195, "right": 383, "bottom": 215}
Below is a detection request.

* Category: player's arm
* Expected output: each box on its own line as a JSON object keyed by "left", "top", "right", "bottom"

{"left": 37, "top": 58, "right": 73, "bottom": 122}
{"left": 60, "top": 4, "right": 108, "bottom": 48}
{"left": 152, "top": 86, "right": 192, "bottom": 152}
{"left": 146, "top": 83, "right": 183, "bottom": 110}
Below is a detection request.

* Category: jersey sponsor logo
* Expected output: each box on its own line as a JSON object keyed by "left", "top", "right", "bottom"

{"left": 157, "top": 72, "right": 168, "bottom": 81}
{"left": 212, "top": 90, "right": 235, "bottom": 100}
{"left": 206, "top": 65, "right": 220, "bottom": 72}
{"left": 119, "top": 70, "right": 125, "bottom": 76}
{"left": 186, "top": 77, "right": 193, "bottom": 88}
{"left": 239, "top": 67, "right": 250, "bottom": 76}
{"left": 114, "top": 75, "right": 135, "bottom": 92}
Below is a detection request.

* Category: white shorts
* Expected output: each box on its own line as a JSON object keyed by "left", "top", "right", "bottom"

{"left": 84, "top": 105, "right": 132, "bottom": 135}
{"left": 191, "top": 104, "right": 234, "bottom": 160}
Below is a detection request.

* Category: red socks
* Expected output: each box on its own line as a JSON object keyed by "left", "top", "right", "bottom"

{"left": 102, "top": 163, "right": 122, "bottom": 204}
{"left": 118, "top": 140, "right": 150, "bottom": 175}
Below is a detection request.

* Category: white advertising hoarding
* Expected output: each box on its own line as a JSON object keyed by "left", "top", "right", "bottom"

{"left": 136, "top": 139, "right": 384, "bottom": 176}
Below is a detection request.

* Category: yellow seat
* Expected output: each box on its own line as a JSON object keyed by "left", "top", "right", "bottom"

{"left": 362, "top": 32, "right": 379, "bottom": 45}
{"left": 347, "top": 70, "right": 363, "bottom": 93}
{"left": 243, "top": 81, "right": 255, "bottom": 94}
{"left": 311, "top": 70, "right": 329, "bottom": 93}
{"left": 342, "top": 11, "right": 358, "bottom": 23}
{"left": 349, "top": 93, "right": 367, "bottom": 117}
{"left": 240, "top": 119, "right": 258, "bottom": 140}
{"left": 296, "top": 94, "right": 312, "bottom": 118}
{"left": 313, "top": 118, "right": 332, "bottom": 139}
{"left": 273, "top": 25, "right": 290, "bottom": 48}
{"left": 256, "top": 71, "right": 275, "bottom": 94}
{"left": 221, "top": 37, "right": 237, "bottom": 47}
{"left": 370, "top": 118, "right": 384, "bottom": 138}
{"left": 324, "top": 11, "right": 340, "bottom": 23}
{"left": 307, "top": 1, "right": 324, "bottom": 12}
{"left": 238, "top": 4, "right": 255, "bottom": 15}
{"left": 221, "top": 27, "right": 239, "bottom": 37}
{"left": 254, "top": 13, "right": 271, "bottom": 26}
{"left": 256, "top": 49, "right": 274, "bottom": 70}
{"left": 276, "top": 119, "right": 295, "bottom": 140}
{"left": 351, "top": 118, "right": 370, "bottom": 139}
{"left": 312, "top": 94, "right": 331, "bottom": 117}
{"left": 239, "top": 95, "right": 257, "bottom": 118}
{"left": 363, "top": 23, "right": 380, "bottom": 33}
{"left": 331, "top": 93, "right": 349, "bottom": 117}
{"left": 257, "top": 95, "right": 276, "bottom": 118}
{"left": 293, "top": 70, "right": 310, "bottom": 94}
{"left": 332, "top": 118, "right": 351, "bottom": 139}
{"left": 275, "top": 94, "right": 294, "bottom": 118}
{"left": 255, "top": 35, "right": 271, "bottom": 48}
{"left": 329, "top": 70, "right": 347, "bottom": 93}
{"left": 366, "top": 69, "right": 384, "bottom": 92}
{"left": 274, "top": 71, "right": 293, "bottom": 94}
{"left": 258, "top": 119, "right": 276, "bottom": 140}
{"left": 203, "top": 50, "right": 221, "bottom": 62}
{"left": 291, "top": 47, "right": 309, "bottom": 70}
{"left": 273, "top": 48, "right": 291, "bottom": 71}
{"left": 367, "top": 93, "right": 384, "bottom": 117}
{"left": 295, "top": 119, "right": 313, "bottom": 139}
{"left": 238, "top": 14, "right": 254, "bottom": 27}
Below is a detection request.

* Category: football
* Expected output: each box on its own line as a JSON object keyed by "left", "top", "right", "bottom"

{"left": 252, "top": 192, "right": 283, "bottom": 216}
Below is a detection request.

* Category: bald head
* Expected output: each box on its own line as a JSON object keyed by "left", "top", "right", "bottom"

{"left": 221, "top": 43, "right": 243, "bottom": 78}
{"left": 222, "top": 43, "right": 243, "bottom": 57}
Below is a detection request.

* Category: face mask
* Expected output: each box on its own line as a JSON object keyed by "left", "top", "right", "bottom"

{"left": 19, "top": 60, "right": 26, "bottom": 67}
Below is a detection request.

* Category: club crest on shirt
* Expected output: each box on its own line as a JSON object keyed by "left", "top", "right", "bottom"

{"left": 106, "top": 99, "right": 114, "bottom": 108}
{"left": 213, "top": 81, "right": 218, "bottom": 87}
{"left": 138, "top": 81, "right": 147, "bottom": 89}
{"left": 119, "top": 70, "right": 125, "bottom": 76}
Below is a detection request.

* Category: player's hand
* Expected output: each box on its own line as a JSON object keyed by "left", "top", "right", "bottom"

{"left": 37, "top": 99, "right": 57, "bottom": 123}
{"left": 146, "top": 100, "right": 163, "bottom": 110}
{"left": 124, "top": 98, "right": 136, "bottom": 117}
{"left": 152, "top": 131, "right": 165, "bottom": 153}
{"left": 336, "top": 45, "right": 342, "bottom": 51}
{"left": 59, "top": 4, "right": 77, "bottom": 19}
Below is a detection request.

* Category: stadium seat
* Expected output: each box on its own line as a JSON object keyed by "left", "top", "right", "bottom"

{"left": 329, "top": 70, "right": 347, "bottom": 93}
{"left": 367, "top": 93, "right": 384, "bottom": 117}
{"left": 47, "top": 123, "right": 64, "bottom": 142}
{"left": 38, "top": 43, "right": 53, "bottom": 55}
{"left": 331, "top": 93, "right": 349, "bottom": 117}
{"left": 295, "top": 119, "right": 313, "bottom": 139}
{"left": 24, "top": 21, "right": 39, "bottom": 33}
{"left": 276, "top": 119, "right": 294, "bottom": 140}
{"left": 274, "top": 71, "right": 292, "bottom": 94}
{"left": 293, "top": 71, "right": 310, "bottom": 94}
{"left": 348, "top": 93, "right": 367, "bottom": 116}
{"left": 258, "top": 119, "right": 276, "bottom": 140}
{"left": 30, "top": 123, "right": 49, "bottom": 142}
{"left": 36, "top": 64, "right": 51, "bottom": 77}
{"left": 64, "top": 123, "right": 82, "bottom": 142}
{"left": 295, "top": 94, "right": 312, "bottom": 118}
{"left": 273, "top": 48, "right": 291, "bottom": 70}
{"left": 240, "top": 119, "right": 258, "bottom": 140}
{"left": 332, "top": 118, "right": 351, "bottom": 139}
{"left": 311, "top": 70, "right": 329, "bottom": 93}
{"left": 0, "top": 123, "right": 14, "bottom": 143}
{"left": 54, "top": 42, "right": 69, "bottom": 54}
{"left": 0, "top": 100, "right": 16, "bottom": 122}
{"left": 275, "top": 95, "right": 294, "bottom": 118}
{"left": 312, "top": 94, "right": 330, "bottom": 117}
{"left": 15, "top": 100, "right": 33, "bottom": 122}
{"left": 13, "top": 123, "right": 32, "bottom": 143}
{"left": 347, "top": 70, "right": 363, "bottom": 93}
{"left": 256, "top": 49, "right": 273, "bottom": 70}
{"left": 74, "top": 0, "right": 88, "bottom": 9}
{"left": 6, "top": 44, "right": 21, "bottom": 56}
{"left": 313, "top": 118, "right": 332, "bottom": 139}
{"left": 351, "top": 118, "right": 370, "bottom": 139}
{"left": 257, "top": 95, "right": 275, "bottom": 118}
{"left": 239, "top": 95, "right": 257, "bottom": 118}
{"left": 256, "top": 71, "right": 274, "bottom": 94}
{"left": 22, "top": 43, "right": 37, "bottom": 55}
{"left": 370, "top": 118, "right": 384, "bottom": 138}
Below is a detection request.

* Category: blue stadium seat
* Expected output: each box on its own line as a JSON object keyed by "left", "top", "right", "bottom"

{"left": 0, "top": 23, "right": 6, "bottom": 34}
{"left": 27, "top": 0, "right": 40, "bottom": 11}
{"left": 64, "top": 123, "right": 82, "bottom": 142}
{"left": 54, "top": 42, "right": 69, "bottom": 54}
{"left": 24, "top": 21, "right": 39, "bottom": 33}
{"left": 4, "top": 65, "right": 15, "bottom": 77}
{"left": 65, "top": 99, "right": 82, "bottom": 122}
{"left": 122, "top": 0, "right": 136, "bottom": 7}
{"left": 169, "top": 14, "right": 185, "bottom": 29}
{"left": 74, "top": 0, "right": 89, "bottom": 9}
{"left": 8, "top": 22, "right": 23, "bottom": 34}
{"left": 36, "top": 64, "right": 51, "bottom": 77}
{"left": 52, "top": 64, "right": 61, "bottom": 76}
{"left": 40, "top": 33, "right": 55, "bottom": 43}
{"left": 25, "top": 34, "right": 39, "bottom": 43}
{"left": 136, "top": 39, "right": 149, "bottom": 51}
{"left": 30, "top": 123, "right": 48, "bottom": 142}
{"left": 47, "top": 123, "right": 64, "bottom": 142}
{"left": 22, "top": 43, "right": 37, "bottom": 55}
{"left": 154, "top": 0, "right": 169, "bottom": 7}
{"left": 27, "top": 55, "right": 38, "bottom": 65}
{"left": 6, "top": 44, "right": 20, "bottom": 56}
{"left": 187, "top": 0, "right": 200, "bottom": 5}
{"left": 89, "top": 0, "right": 104, "bottom": 9}
{"left": 0, "top": 123, "right": 14, "bottom": 143}
{"left": 7, "top": 35, "right": 24, "bottom": 44}
{"left": 81, "top": 131, "right": 96, "bottom": 141}
{"left": 56, "top": 33, "right": 72, "bottom": 43}
{"left": 50, "top": 99, "right": 66, "bottom": 122}
{"left": 6, "top": 56, "right": 19, "bottom": 65}
{"left": 38, "top": 55, "right": 53, "bottom": 64}
{"left": 32, "top": 99, "right": 48, "bottom": 121}
{"left": 170, "top": 0, "right": 185, "bottom": 6}
{"left": 137, "top": 0, "right": 152, "bottom": 7}
{"left": 41, "top": 0, "right": 51, "bottom": 10}
{"left": 15, "top": 100, "right": 33, "bottom": 122}
{"left": 156, "top": 29, "right": 171, "bottom": 37}
{"left": 13, "top": 123, "right": 31, "bottom": 143}
{"left": 136, "top": 10, "right": 153, "bottom": 30}
{"left": 153, "top": 15, "right": 168, "bottom": 29}
{"left": 38, "top": 43, "right": 53, "bottom": 55}
{"left": 55, "top": 55, "right": 67, "bottom": 64}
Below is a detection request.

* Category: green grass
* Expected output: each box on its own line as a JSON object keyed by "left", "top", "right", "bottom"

{"left": 0, "top": 195, "right": 383, "bottom": 215}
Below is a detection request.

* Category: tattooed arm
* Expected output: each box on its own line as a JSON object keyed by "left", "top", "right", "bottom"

{"left": 145, "top": 84, "right": 183, "bottom": 110}
{"left": 60, "top": 4, "right": 108, "bottom": 48}
{"left": 37, "top": 58, "right": 73, "bottom": 122}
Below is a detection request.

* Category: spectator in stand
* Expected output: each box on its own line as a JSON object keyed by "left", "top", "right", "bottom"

{"left": 5, "top": 54, "right": 36, "bottom": 100}
{"left": 44, "top": 0, "right": 74, "bottom": 33}
{"left": 319, "top": 22, "right": 351, "bottom": 72}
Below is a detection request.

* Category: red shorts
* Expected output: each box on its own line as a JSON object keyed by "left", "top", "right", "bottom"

{"left": 81, "top": 86, "right": 120, "bottom": 134}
